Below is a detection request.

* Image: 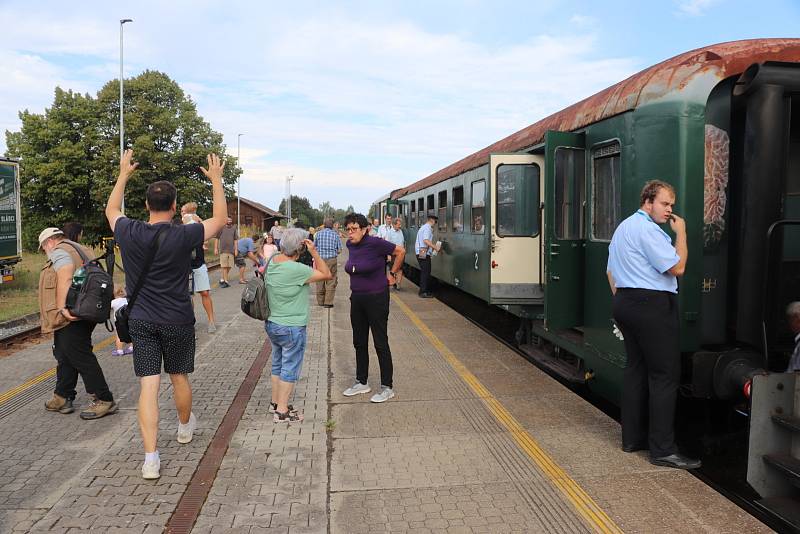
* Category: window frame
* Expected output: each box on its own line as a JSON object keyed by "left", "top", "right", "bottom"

{"left": 554, "top": 146, "right": 586, "bottom": 240}
{"left": 494, "top": 163, "right": 541, "bottom": 238}
{"left": 417, "top": 197, "right": 425, "bottom": 227}
{"left": 452, "top": 185, "right": 464, "bottom": 233}
{"left": 470, "top": 179, "right": 486, "bottom": 234}
{"left": 437, "top": 190, "right": 447, "bottom": 231}
{"left": 410, "top": 200, "right": 416, "bottom": 227}
{"left": 589, "top": 139, "right": 622, "bottom": 243}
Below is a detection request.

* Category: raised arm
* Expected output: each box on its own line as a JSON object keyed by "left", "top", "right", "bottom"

{"left": 200, "top": 154, "right": 227, "bottom": 241}
{"left": 106, "top": 149, "right": 138, "bottom": 232}
{"left": 667, "top": 214, "right": 688, "bottom": 277}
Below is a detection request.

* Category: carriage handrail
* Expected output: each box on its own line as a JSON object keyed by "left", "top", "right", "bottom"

{"left": 761, "top": 218, "right": 800, "bottom": 366}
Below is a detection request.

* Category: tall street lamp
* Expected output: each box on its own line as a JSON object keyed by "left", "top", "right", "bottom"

{"left": 119, "top": 18, "right": 133, "bottom": 214}
{"left": 286, "top": 175, "right": 294, "bottom": 224}
{"left": 237, "top": 133, "right": 244, "bottom": 232}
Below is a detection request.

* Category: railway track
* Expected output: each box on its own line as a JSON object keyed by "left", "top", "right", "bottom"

{"left": 0, "top": 261, "right": 221, "bottom": 356}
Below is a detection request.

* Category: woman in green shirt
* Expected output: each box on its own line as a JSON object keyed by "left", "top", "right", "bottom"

{"left": 266, "top": 228, "right": 332, "bottom": 422}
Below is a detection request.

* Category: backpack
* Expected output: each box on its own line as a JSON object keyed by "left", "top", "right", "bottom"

{"left": 63, "top": 241, "right": 114, "bottom": 324}
{"left": 240, "top": 253, "right": 278, "bottom": 320}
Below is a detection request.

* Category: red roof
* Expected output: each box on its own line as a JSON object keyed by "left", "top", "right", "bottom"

{"left": 392, "top": 38, "right": 800, "bottom": 199}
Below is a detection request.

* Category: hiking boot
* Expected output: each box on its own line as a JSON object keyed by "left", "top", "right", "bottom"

{"left": 343, "top": 382, "right": 371, "bottom": 396}
{"left": 79, "top": 396, "right": 118, "bottom": 420}
{"left": 177, "top": 412, "right": 197, "bottom": 444}
{"left": 273, "top": 409, "right": 303, "bottom": 423}
{"left": 45, "top": 394, "right": 74, "bottom": 414}
{"left": 370, "top": 386, "right": 395, "bottom": 403}
{"left": 220, "top": 280, "right": 230, "bottom": 288}
{"left": 142, "top": 458, "right": 161, "bottom": 480}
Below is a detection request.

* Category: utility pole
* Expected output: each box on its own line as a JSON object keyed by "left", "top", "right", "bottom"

{"left": 286, "top": 175, "right": 294, "bottom": 225}
{"left": 119, "top": 18, "right": 133, "bottom": 213}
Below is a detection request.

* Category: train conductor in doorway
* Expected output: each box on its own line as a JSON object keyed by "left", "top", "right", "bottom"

{"left": 606, "top": 180, "right": 701, "bottom": 470}
{"left": 415, "top": 214, "right": 442, "bottom": 298}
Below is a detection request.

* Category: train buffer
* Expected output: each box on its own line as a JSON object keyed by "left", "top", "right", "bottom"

{"left": 0, "top": 255, "right": 772, "bottom": 533}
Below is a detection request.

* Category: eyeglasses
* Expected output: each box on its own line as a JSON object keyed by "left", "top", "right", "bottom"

{"left": 346, "top": 226, "right": 363, "bottom": 233}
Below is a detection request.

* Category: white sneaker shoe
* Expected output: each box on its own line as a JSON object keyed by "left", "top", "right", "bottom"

{"left": 177, "top": 412, "right": 196, "bottom": 444}
{"left": 142, "top": 458, "right": 161, "bottom": 479}
{"left": 370, "top": 386, "right": 395, "bottom": 403}
{"left": 342, "top": 382, "right": 371, "bottom": 396}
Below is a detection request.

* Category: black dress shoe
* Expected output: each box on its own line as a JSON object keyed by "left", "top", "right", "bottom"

{"left": 649, "top": 453, "right": 701, "bottom": 470}
{"left": 421, "top": 293, "right": 434, "bottom": 298}
{"left": 622, "top": 442, "right": 647, "bottom": 453}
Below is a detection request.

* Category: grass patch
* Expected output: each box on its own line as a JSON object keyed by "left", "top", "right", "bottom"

{"left": 324, "top": 419, "right": 336, "bottom": 431}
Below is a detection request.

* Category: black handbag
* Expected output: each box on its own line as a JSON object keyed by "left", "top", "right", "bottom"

{"left": 115, "top": 226, "right": 168, "bottom": 343}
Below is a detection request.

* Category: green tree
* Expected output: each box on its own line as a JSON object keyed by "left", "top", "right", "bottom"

{"left": 279, "top": 195, "right": 321, "bottom": 227}
{"left": 5, "top": 71, "right": 241, "bottom": 249}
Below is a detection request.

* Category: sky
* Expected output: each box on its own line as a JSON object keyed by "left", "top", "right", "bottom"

{"left": 0, "top": 0, "right": 798, "bottom": 215}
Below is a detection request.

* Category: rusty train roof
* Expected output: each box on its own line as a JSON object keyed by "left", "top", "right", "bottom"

{"left": 392, "top": 38, "right": 800, "bottom": 200}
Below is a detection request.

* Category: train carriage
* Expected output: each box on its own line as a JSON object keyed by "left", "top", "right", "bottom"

{"left": 392, "top": 39, "right": 800, "bottom": 521}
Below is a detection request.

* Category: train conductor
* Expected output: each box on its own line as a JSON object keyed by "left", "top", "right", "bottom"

{"left": 606, "top": 180, "right": 701, "bottom": 470}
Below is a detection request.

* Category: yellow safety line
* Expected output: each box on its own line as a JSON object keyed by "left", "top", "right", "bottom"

{"left": 392, "top": 294, "right": 623, "bottom": 534}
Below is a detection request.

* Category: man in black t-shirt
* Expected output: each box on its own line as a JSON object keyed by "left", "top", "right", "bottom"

{"left": 106, "top": 150, "right": 227, "bottom": 480}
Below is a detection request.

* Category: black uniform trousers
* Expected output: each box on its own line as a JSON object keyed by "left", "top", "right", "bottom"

{"left": 350, "top": 288, "right": 393, "bottom": 388}
{"left": 418, "top": 256, "right": 431, "bottom": 294}
{"left": 53, "top": 320, "right": 114, "bottom": 402}
{"left": 612, "top": 288, "right": 679, "bottom": 458}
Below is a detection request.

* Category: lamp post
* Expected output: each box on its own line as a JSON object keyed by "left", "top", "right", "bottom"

{"left": 119, "top": 18, "right": 133, "bottom": 214}
{"left": 237, "top": 133, "right": 244, "bottom": 232}
{"left": 286, "top": 175, "right": 294, "bottom": 225}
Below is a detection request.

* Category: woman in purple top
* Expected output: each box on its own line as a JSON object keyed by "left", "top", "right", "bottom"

{"left": 342, "top": 213, "right": 406, "bottom": 403}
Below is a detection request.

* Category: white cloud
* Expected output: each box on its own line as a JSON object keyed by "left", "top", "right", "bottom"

{"left": 675, "top": 0, "right": 722, "bottom": 16}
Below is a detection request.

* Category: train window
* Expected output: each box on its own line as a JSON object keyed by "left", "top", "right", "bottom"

{"left": 496, "top": 164, "right": 540, "bottom": 237}
{"left": 471, "top": 180, "right": 486, "bottom": 233}
{"left": 427, "top": 194, "right": 435, "bottom": 218}
{"left": 390, "top": 204, "right": 399, "bottom": 218}
{"left": 554, "top": 148, "right": 586, "bottom": 239}
{"left": 452, "top": 186, "right": 464, "bottom": 233}
{"left": 410, "top": 200, "right": 416, "bottom": 227}
{"left": 592, "top": 143, "right": 621, "bottom": 241}
{"left": 438, "top": 191, "right": 447, "bottom": 230}
{"left": 418, "top": 197, "right": 424, "bottom": 226}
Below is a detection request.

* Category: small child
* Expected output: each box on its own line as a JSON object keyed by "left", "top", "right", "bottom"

{"left": 111, "top": 287, "right": 133, "bottom": 356}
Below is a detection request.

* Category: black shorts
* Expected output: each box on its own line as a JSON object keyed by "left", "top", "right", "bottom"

{"left": 235, "top": 254, "right": 247, "bottom": 267}
{"left": 129, "top": 319, "right": 195, "bottom": 377}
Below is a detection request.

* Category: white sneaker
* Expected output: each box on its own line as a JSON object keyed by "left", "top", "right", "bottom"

{"left": 342, "top": 382, "right": 371, "bottom": 396}
{"left": 370, "top": 386, "right": 395, "bottom": 403}
{"left": 207, "top": 323, "right": 217, "bottom": 334}
{"left": 177, "top": 412, "right": 196, "bottom": 444}
{"left": 142, "top": 458, "right": 160, "bottom": 479}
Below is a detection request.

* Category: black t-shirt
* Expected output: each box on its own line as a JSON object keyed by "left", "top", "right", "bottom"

{"left": 114, "top": 217, "right": 204, "bottom": 325}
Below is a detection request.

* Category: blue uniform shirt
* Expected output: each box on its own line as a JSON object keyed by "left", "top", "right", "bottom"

{"left": 415, "top": 223, "right": 433, "bottom": 256}
{"left": 237, "top": 237, "right": 255, "bottom": 255}
{"left": 607, "top": 210, "right": 680, "bottom": 293}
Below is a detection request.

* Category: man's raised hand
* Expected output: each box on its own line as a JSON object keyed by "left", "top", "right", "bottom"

{"left": 200, "top": 154, "right": 225, "bottom": 182}
{"left": 119, "top": 149, "right": 139, "bottom": 181}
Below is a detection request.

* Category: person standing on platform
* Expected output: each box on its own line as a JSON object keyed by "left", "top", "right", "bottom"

{"left": 236, "top": 232, "right": 259, "bottom": 284}
{"left": 214, "top": 217, "right": 238, "bottom": 288}
{"left": 414, "top": 214, "right": 441, "bottom": 298}
{"left": 606, "top": 180, "right": 700, "bottom": 470}
{"left": 786, "top": 302, "right": 800, "bottom": 372}
{"left": 270, "top": 220, "right": 284, "bottom": 250}
{"left": 266, "top": 229, "right": 332, "bottom": 423}
{"left": 313, "top": 217, "right": 342, "bottom": 308}
{"left": 106, "top": 150, "right": 227, "bottom": 480}
{"left": 376, "top": 214, "right": 392, "bottom": 240}
{"left": 369, "top": 218, "right": 380, "bottom": 236}
{"left": 341, "top": 213, "right": 406, "bottom": 403}
{"left": 39, "top": 227, "right": 117, "bottom": 420}
{"left": 386, "top": 217, "right": 406, "bottom": 290}
{"left": 181, "top": 202, "right": 217, "bottom": 333}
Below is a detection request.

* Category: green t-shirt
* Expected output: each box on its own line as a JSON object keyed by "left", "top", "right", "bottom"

{"left": 266, "top": 259, "right": 314, "bottom": 326}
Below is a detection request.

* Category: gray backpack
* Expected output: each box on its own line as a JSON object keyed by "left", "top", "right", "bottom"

{"left": 240, "top": 253, "right": 278, "bottom": 321}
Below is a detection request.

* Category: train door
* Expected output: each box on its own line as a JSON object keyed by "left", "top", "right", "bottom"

{"left": 488, "top": 153, "right": 544, "bottom": 304}
{"left": 544, "top": 131, "right": 586, "bottom": 330}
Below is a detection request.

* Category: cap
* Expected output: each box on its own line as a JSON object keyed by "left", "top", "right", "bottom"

{"left": 38, "top": 227, "right": 64, "bottom": 249}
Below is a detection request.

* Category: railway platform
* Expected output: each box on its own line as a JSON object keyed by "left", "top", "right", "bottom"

{"left": 0, "top": 253, "right": 772, "bottom": 533}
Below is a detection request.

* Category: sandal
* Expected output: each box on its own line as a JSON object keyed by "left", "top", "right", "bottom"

{"left": 273, "top": 409, "right": 303, "bottom": 423}
{"left": 269, "top": 402, "right": 293, "bottom": 414}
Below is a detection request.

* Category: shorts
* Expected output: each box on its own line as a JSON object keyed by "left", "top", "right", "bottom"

{"left": 235, "top": 253, "right": 247, "bottom": 267}
{"left": 266, "top": 321, "right": 307, "bottom": 383}
{"left": 219, "top": 252, "right": 235, "bottom": 269}
{"left": 129, "top": 319, "right": 195, "bottom": 377}
{"left": 192, "top": 263, "right": 211, "bottom": 292}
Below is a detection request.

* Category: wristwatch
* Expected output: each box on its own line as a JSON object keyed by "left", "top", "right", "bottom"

{"left": 389, "top": 271, "right": 398, "bottom": 276}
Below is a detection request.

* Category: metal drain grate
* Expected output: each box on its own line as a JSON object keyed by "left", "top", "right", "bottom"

{"left": 0, "top": 375, "right": 55, "bottom": 420}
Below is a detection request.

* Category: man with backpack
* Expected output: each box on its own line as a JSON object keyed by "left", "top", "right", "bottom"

{"left": 106, "top": 150, "right": 227, "bottom": 480}
{"left": 38, "top": 227, "right": 117, "bottom": 420}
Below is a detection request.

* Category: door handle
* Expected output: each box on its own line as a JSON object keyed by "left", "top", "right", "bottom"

{"left": 550, "top": 243, "right": 560, "bottom": 256}
{"left": 551, "top": 275, "right": 560, "bottom": 281}
{"left": 474, "top": 253, "right": 479, "bottom": 270}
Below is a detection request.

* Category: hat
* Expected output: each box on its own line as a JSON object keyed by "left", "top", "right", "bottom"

{"left": 38, "top": 227, "right": 64, "bottom": 249}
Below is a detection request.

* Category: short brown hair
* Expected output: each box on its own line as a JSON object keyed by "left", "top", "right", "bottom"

{"left": 146, "top": 181, "right": 177, "bottom": 212}
{"left": 640, "top": 180, "right": 676, "bottom": 206}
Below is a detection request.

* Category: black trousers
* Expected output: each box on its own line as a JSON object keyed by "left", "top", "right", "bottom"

{"left": 612, "top": 288, "right": 679, "bottom": 458}
{"left": 418, "top": 256, "right": 431, "bottom": 294}
{"left": 53, "top": 321, "right": 114, "bottom": 402}
{"left": 350, "top": 289, "right": 393, "bottom": 388}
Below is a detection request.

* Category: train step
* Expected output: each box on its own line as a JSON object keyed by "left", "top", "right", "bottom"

{"left": 763, "top": 454, "right": 800, "bottom": 485}
{"left": 772, "top": 414, "right": 800, "bottom": 433}
{"left": 518, "top": 343, "right": 586, "bottom": 384}
{"left": 753, "top": 497, "right": 800, "bottom": 532}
